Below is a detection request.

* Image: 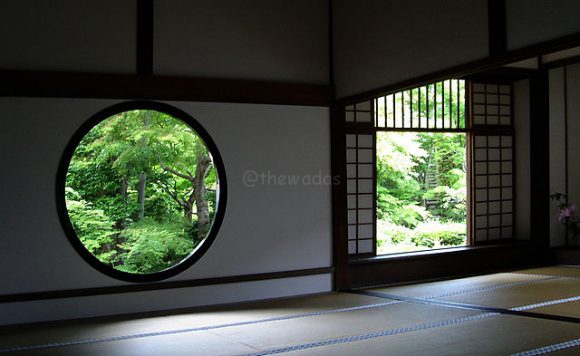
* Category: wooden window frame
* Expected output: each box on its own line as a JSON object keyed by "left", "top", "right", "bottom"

{"left": 345, "top": 79, "right": 517, "bottom": 260}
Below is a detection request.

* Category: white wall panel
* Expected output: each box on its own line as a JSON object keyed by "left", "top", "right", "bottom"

{"left": 154, "top": 0, "right": 329, "bottom": 84}
{"left": 333, "top": 0, "right": 488, "bottom": 98}
{"left": 0, "top": 274, "right": 332, "bottom": 326}
{"left": 171, "top": 101, "right": 332, "bottom": 278}
{"left": 0, "top": 98, "right": 332, "bottom": 302}
{"left": 549, "top": 68, "right": 568, "bottom": 247}
{"left": 0, "top": 0, "right": 136, "bottom": 73}
{"left": 507, "top": 0, "right": 580, "bottom": 50}
{"left": 548, "top": 64, "right": 580, "bottom": 247}
{"left": 566, "top": 63, "right": 580, "bottom": 229}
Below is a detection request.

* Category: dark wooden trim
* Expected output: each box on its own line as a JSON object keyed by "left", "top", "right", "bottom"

{"left": 328, "top": 0, "right": 335, "bottom": 89}
{"left": 464, "top": 67, "right": 536, "bottom": 83}
{"left": 471, "top": 124, "right": 514, "bottom": 136}
{"left": 564, "top": 66, "right": 569, "bottom": 206}
{"left": 348, "top": 244, "right": 547, "bottom": 288}
{"left": 372, "top": 127, "right": 469, "bottom": 133}
{"left": 470, "top": 238, "right": 517, "bottom": 246}
{"left": 344, "top": 122, "right": 377, "bottom": 133}
{"left": 488, "top": 0, "right": 507, "bottom": 56}
{"left": 371, "top": 102, "right": 377, "bottom": 256}
{"left": 529, "top": 71, "right": 550, "bottom": 248}
{"left": 541, "top": 54, "right": 580, "bottom": 70}
{"left": 467, "top": 130, "right": 474, "bottom": 246}
{"left": 330, "top": 104, "right": 349, "bottom": 290}
{"left": 0, "top": 70, "right": 332, "bottom": 106}
{"left": 328, "top": 1, "right": 346, "bottom": 290}
{"left": 137, "top": 0, "right": 154, "bottom": 75}
{"left": 0, "top": 267, "right": 333, "bottom": 303}
{"left": 338, "top": 32, "right": 580, "bottom": 105}
{"left": 511, "top": 82, "right": 518, "bottom": 241}
{"left": 549, "top": 247, "right": 580, "bottom": 265}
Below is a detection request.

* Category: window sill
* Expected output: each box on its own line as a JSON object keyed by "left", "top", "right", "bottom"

{"left": 347, "top": 241, "right": 545, "bottom": 289}
{"left": 349, "top": 240, "right": 533, "bottom": 266}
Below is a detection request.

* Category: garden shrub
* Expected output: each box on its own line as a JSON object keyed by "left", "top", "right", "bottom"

{"left": 411, "top": 221, "right": 466, "bottom": 248}
{"left": 376, "top": 220, "right": 412, "bottom": 247}
{"left": 423, "top": 186, "right": 466, "bottom": 223}
{"left": 410, "top": 233, "right": 436, "bottom": 248}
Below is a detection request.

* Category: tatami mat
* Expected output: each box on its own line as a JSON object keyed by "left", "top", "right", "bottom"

{"left": 0, "top": 293, "right": 386, "bottom": 351}
{"left": 546, "top": 347, "right": 580, "bottom": 356}
{"left": 8, "top": 331, "right": 257, "bottom": 356}
{"left": 208, "top": 302, "right": 478, "bottom": 351}
{"left": 368, "top": 272, "right": 553, "bottom": 299}
{"left": 283, "top": 315, "right": 580, "bottom": 356}
{"left": 368, "top": 266, "right": 580, "bottom": 312}
{"left": 1, "top": 265, "right": 579, "bottom": 355}
{"left": 514, "top": 266, "right": 580, "bottom": 278}
{"left": 530, "top": 300, "right": 580, "bottom": 318}
{"left": 438, "top": 278, "right": 580, "bottom": 309}
{"left": 0, "top": 306, "right": 491, "bottom": 355}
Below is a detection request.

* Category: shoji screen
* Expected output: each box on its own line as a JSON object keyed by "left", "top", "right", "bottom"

{"left": 470, "top": 83, "right": 515, "bottom": 243}
{"left": 345, "top": 101, "right": 376, "bottom": 255}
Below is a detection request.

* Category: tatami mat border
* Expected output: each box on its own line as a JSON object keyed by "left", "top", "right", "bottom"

{"left": 511, "top": 338, "right": 580, "bottom": 356}
{"left": 3, "top": 269, "right": 579, "bottom": 354}
{"left": 237, "top": 313, "right": 499, "bottom": 356}
{"left": 0, "top": 300, "right": 402, "bottom": 353}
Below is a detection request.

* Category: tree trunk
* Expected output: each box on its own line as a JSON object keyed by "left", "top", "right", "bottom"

{"left": 114, "top": 177, "right": 129, "bottom": 229}
{"left": 137, "top": 171, "right": 147, "bottom": 220}
{"left": 193, "top": 154, "right": 211, "bottom": 240}
{"left": 184, "top": 191, "right": 195, "bottom": 223}
{"left": 136, "top": 111, "right": 151, "bottom": 220}
{"left": 119, "top": 177, "right": 129, "bottom": 200}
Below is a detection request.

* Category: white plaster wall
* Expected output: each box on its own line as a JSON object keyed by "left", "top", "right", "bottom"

{"left": 0, "top": 98, "right": 332, "bottom": 325}
{"left": 548, "top": 64, "right": 580, "bottom": 247}
{"left": 0, "top": 0, "right": 137, "bottom": 73}
{"left": 566, "top": 64, "right": 580, "bottom": 227}
{"left": 153, "top": 0, "right": 329, "bottom": 84}
{"left": 507, "top": 0, "right": 580, "bottom": 50}
{"left": 333, "top": 0, "right": 488, "bottom": 98}
{"left": 549, "top": 67, "right": 568, "bottom": 247}
{"left": 0, "top": 275, "right": 331, "bottom": 326}
{"left": 514, "top": 80, "right": 531, "bottom": 240}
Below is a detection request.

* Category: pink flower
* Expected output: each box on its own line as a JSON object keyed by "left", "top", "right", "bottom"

{"left": 558, "top": 204, "right": 577, "bottom": 222}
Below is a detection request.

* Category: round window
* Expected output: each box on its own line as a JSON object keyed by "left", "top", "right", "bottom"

{"left": 57, "top": 102, "right": 226, "bottom": 282}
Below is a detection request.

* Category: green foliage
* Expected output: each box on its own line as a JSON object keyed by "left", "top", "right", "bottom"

{"left": 418, "top": 133, "right": 466, "bottom": 188}
{"left": 410, "top": 232, "right": 436, "bottom": 248}
{"left": 65, "top": 110, "right": 218, "bottom": 274}
{"left": 376, "top": 131, "right": 467, "bottom": 254}
{"left": 65, "top": 187, "right": 117, "bottom": 263}
{"left": 376, "top": 133, "right": 430, "bottom": 229}
{"left": 376, "top": 132, "right": 425, "bottom": 201}
{"left": 377, "top": 220, "right": 411, "bottom": 247}
{"left": 423, "top": 186, "right": 466, "bottom": 222}
{"left": 115, "top": 218, "right": 194, "bottom": 274}
{"left": 378, "top": 194, "right": 429, "bottom": 229}
{"left": 411, "top": 222, "right": 466, "bottom": 248}
{"left": 377, "top": 220, "right": 466, "bottom": 254}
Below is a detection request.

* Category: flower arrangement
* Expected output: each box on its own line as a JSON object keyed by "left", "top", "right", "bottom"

{"left": 550, "top": 193, "right": 580, "bottom": 243}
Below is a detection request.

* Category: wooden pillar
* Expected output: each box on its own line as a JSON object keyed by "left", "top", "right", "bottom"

{"left": 529, "top": 70, "right": 551, "bottom": 248}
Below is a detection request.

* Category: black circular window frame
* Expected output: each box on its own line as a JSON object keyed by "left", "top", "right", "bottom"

{"left": 56, "top": 101, "right": 227, "bottom": 282}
